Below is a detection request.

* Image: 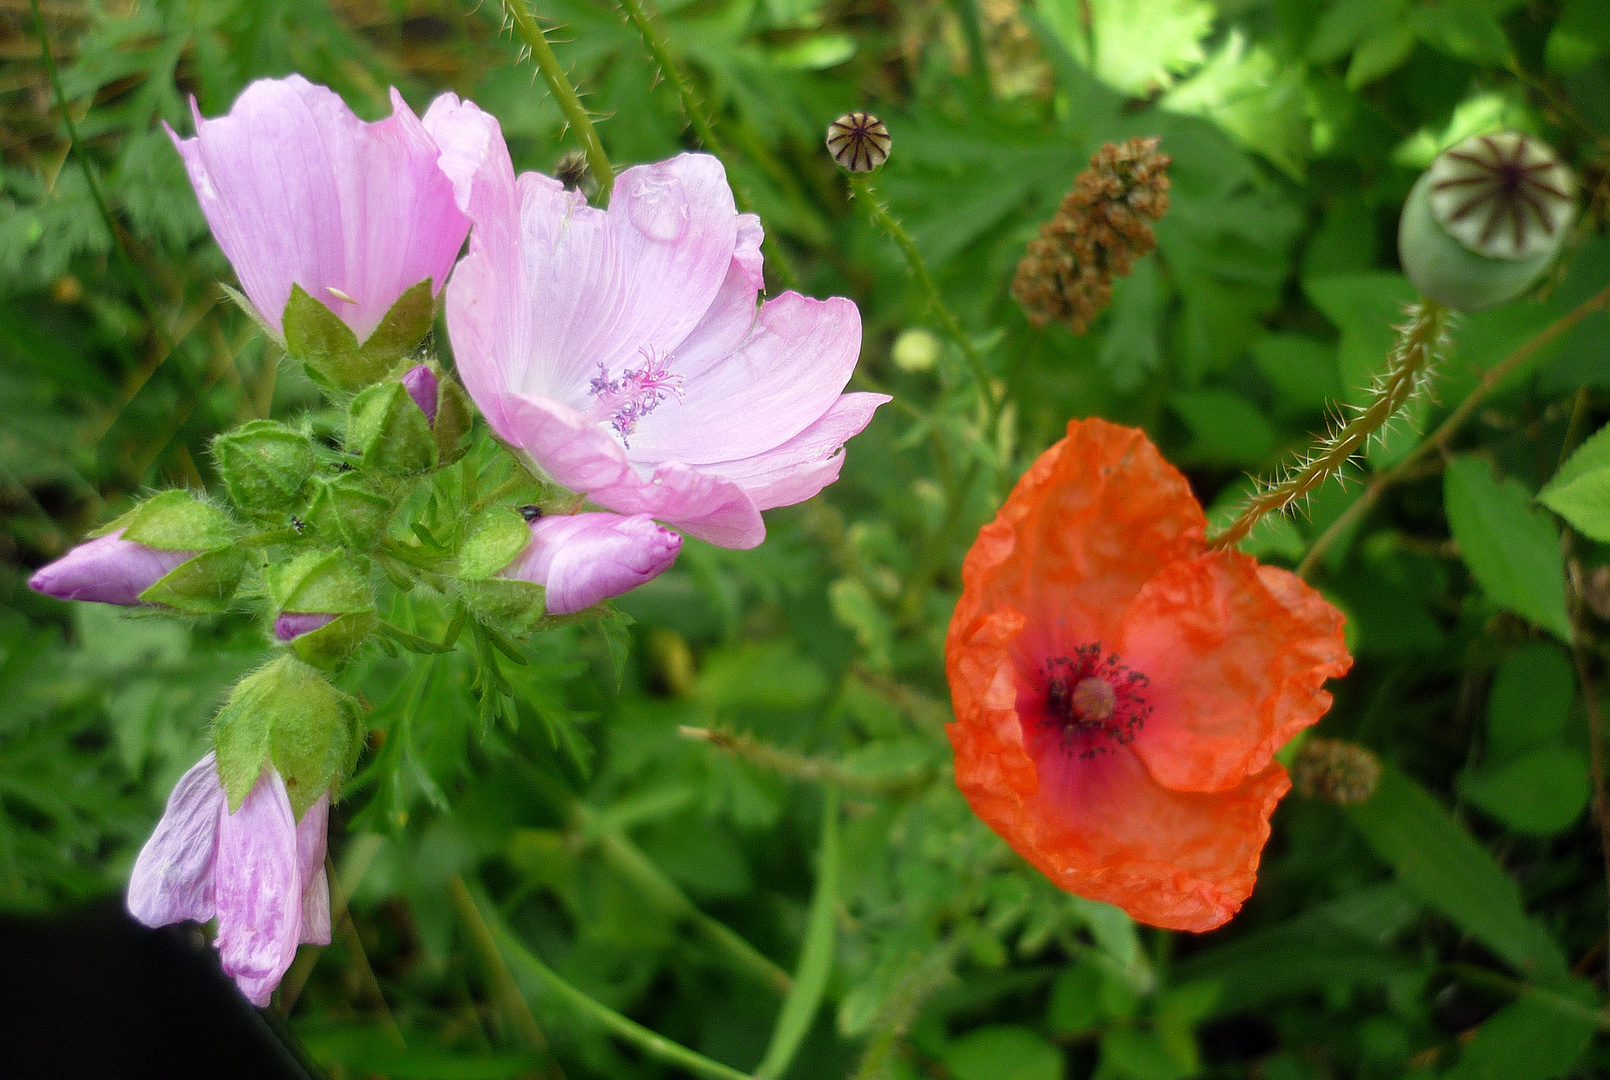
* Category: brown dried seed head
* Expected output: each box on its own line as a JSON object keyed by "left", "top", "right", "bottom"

{"left": 1292, "top": 737, "right": 1382, "bottom": 806}
{"left": 827, "top": 112, "right": 892, "bottom": 173}
{"left": 1012, "top": 136, "right": 1172, "bottom": 334}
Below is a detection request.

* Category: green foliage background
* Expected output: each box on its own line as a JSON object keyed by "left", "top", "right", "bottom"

{"left": 4, "top": 0, "right": 1610, "bottom": 1077}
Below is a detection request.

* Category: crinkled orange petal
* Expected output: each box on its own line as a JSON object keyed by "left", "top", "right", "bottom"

{"left": 1118, "top": 551, "right": 1353, "bottom": 793}
{"left": 953, "top": 418, "right": 1205, "bottom": 651}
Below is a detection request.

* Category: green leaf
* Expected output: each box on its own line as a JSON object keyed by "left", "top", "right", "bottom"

{"left": 1347, "top": 767, "right": 1570, "bottom": 985}
{"left": 111, "top": 489, "right": 236, "bottom": 551}
{"left": 1459, "top": 747, "right": 1591, "bottom": 836}
{"left": 283, "top": 280, "right": 434, "bottom": 391}
{"left": 139, "top": 547, "right": 245, "bottom": 613}
{"left": 1307, "top": 0, "right": 1406, "bottom": 62}
{"left": 1345, "top": 23, "right": 1417, "bottom": 88}
{"left": 1444, "top": 456, "right": 1571, "bottom": 641}
{"left": 945, "top": 1026, "right": 1064, "bottom": 1080}
{"left": 1412, "top": 3, "right": 1513, "bottom": 66}
{"left": 1539, "top": 421, "right": 1610, "bottom": 541}
{"left": 1100, "top": 1029, "right": 1191, "bottom": 1080}
{"left": 267, "top": 550, "right": 375, "bottom": 615}
{"left": 458, "top": 508, "right": 533, "bottom": 580}
{"left": 1251, "top": 333, "right": 1343, "bottom": 417}
{"left": 1098, "top": 256, "right": 1167, "bottom": 392}
{"left": 1303, "top": 273, "right": 1418, "bottom": 404}
{"left": 1168, "top": 389, "right": 1277, "bottom": 466}
{"left": 1486, "top": 643, "right": 1575, "bottom": 762}
{"left": 347, "top": 379, "right": 437, "bottom": 475}
{"left": 1441, "top": 982, "right": 1599, "bottom": 1080}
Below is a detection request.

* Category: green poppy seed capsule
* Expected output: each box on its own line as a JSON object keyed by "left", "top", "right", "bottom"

{"left": 1398, "top": 131, "right": 1577, "bottom": 312}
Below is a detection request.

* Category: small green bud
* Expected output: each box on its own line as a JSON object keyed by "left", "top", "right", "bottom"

{"left": 434, "top": 377, "right": 474, "bottom": 464}
{"left": 92, "top": 491, "right": 243, "bottom": 612}
{"left": 282, "top": 279, "right": 435, "bottom": 391}
{"left": 268, "top": 549, "right": 374, "bottom": 615}
{"left": 459, "top": 577, "right": 548, "bottom": 634}
{"left": 456, "top": 507, "right": 545, "bottom": 631}
{"left": 213, "top": 655, "right": 364, "bottom": 817}
{"left": 1399, "top": 131, "right": 1577, "bottom": 312}
{"left": 212, "top": 420, "right": 315, "bottom": 518}
{"left": 304, "top": 473, "right": 393, "bottom": 550}
{"left": 348, "top": 380, "right": 438, "bottom": 475}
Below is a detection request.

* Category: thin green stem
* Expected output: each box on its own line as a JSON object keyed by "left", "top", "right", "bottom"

{"left": 848, "top": 177, "right": 1001, "bottom": 445}
{"left": 613, "top": 0, "right": 799, "bottom": 289}
{"left": 501, "top": 0, "right": 615, "bottom": 202}
{"left": 472, "top": 884, "right": 756, "bottom": 1080}
{"left": 448, "top": 876, "right": 563, "bottom": 1076}
{"left": 572, "top": 802, "right": 793, "bottom": 994}
{"left": 755, "top": 789, "right": 840, "bottom": 1080}
{"left": 1297, "top": 283, "right": 1610, "bottom": 578}
{"left": 680, "top": 726, "right": 932, "bottom": 796}
{"left": 1213, "top": 301, "right": 1449, "bottom": 552}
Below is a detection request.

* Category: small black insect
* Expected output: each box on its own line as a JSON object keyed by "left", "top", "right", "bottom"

{"left": 554, "top": 150, "right": 591, "bottom": 193}
{"left": 519, "top": 505, "right": 545, "bottom": 522}
{"left": 289, "top": 515, "right": 305, "bottom": 534}
{"left": 826, "top": 112, "right": 891, "bottom": 173}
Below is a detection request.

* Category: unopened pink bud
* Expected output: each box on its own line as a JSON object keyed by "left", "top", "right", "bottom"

{"left": 28, "top": 529, "right": 194, "bottom": 606}
{"left": 401, "top": 365, "right": 439, "bottom": 426}
{"left": 273, "top": 612, "right": 337, "bottom": 641}
{"left": 500, "top": 512, "right": 681, "bottom": 615}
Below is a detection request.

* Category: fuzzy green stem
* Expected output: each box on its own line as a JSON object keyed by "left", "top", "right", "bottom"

{"left": 501, "top": 0, "right": 615, "bottom": 203}
{"left": 473, "top": 885, "right": 756, "bottom": 1080}
{"left": 1296, "top": 282, "right": 1610, "bottom": 578}
{"left": 613, "top": 0, "right": 799, "bottom": 289}
{"left": 754, "top": 788, "right": 840, "bottom": 1080}
{"left": 848, "top": 177, "right": 1000, "bottom": 442}
{"left": 1210, "top": 300, "right": 1450, "bottom": 552}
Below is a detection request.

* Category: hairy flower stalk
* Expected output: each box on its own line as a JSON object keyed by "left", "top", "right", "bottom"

{"left": 1209, "top": 301, "right": 1451, "bottom": 552}
{"left": 1012, "top": 137, "right": 1172, "bottom": 333}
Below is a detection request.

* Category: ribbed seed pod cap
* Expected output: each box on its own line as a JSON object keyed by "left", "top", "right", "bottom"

{"left": 827, "top": 112, "right": 891, "bottom": 173}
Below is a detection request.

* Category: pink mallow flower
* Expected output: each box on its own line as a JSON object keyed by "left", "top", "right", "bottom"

{"left": 29, "top": 529, "right": 193, "bottom": 606}
{"left": 168, "top": 75, "right": 485, "bottom": 343}
{"left": 442, "top": 106, "right": 888, "bottom": 549}
{"left": 127, "top": 753, "right": 330, "bottom": 1007}
{"left": 501, "top": 512, "right": 682, "bottom": 615}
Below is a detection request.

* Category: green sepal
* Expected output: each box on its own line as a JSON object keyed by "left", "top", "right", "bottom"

{"left": 268, "top": 549, "right": 374, "bottom": 615}
{"left": 138, "top": 546, "right": 245, "bottom": 612}
{"left": 213, "top": 655, "right": 360, "bottom": 818}
{"left": 459, "top": 577, "right": 548, "bottom": 635}
{"left": 304, "top": 473, "right": 393, "bottom": 551}
{"left": 212, "top": 420, "right": 315, "bottom": 517}
{"left": 434, "top": 378, "right": 474, "bottom": 464}
{"left": 290, "top": 611, "right": 379, "bottom": 670}
{"left": 283, "top": 280, "right": 434, "bottom": 391}
{"left": 348, "top": 380, "right": 437, "bottom": 475}
{"left": 458, "top": 507, "right": 532, "bottom": 580}
{"left": 95, "top": 489, "right": 235, "bottom": 551}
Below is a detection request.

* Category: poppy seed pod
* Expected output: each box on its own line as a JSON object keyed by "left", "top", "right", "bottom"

{"left": 1398, "top": 131, "right": 1577, "bottom": 312}
{"left": 827, "top": 112, "right": 891, "bottom": 173}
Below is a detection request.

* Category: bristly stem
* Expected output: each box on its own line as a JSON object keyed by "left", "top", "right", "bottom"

{"left": 1296, "top": 282, "right": 1610, "bottom": 578}
{"left": 501, "top": 0, "right": 616, "bottom": 203}
{"left": 468, "top": 882, "right": 756, "bottom": 1080}
{"left": 612, "top": 0, "right": 800, "bottom": 290}
{"left": 848, "top": 177, "right": 1002, "bottom": 448}
{"left": 680, "top": 726, "right": 933, "bottom": 796}
{"left": 1210, "top": 300, "right": 1450, "bottom": 552}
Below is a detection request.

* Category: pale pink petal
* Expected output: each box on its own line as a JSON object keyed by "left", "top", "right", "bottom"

{"left": 127, "top": 753, "right": 225, "bottom": 927}
{"left": 708, "top": 392, "right": 890, "bottom": 511}
{"left": 213, "top": 768, "right": 303, "bottom": 1007}
{"left": 627, "top": 294, "right": 863, "bottom": 464}
{"left": 732, "top": 214, "right": 765, "bottom": 291}
{"left": 501, "top": 512, "right": 682, "bottom": 614}
{"left": 170, "top": 76, "right": 469, "bottom": 342}
{"left": 295, "top": 793, "right": 331, "bottom": 947}
{"left": 421, "top": 92, "right": 504, "bottom": 218}
{"left": 29, "top": 529, "right": 193, "bottom": 607}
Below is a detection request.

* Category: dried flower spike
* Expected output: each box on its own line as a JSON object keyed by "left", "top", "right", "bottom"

{"left": 1012, "top": 136, "right": 1172, "bottom": 334}
{"left": 1399, "top": 130, "right": 1577, "bottom": 312}
{"left": 1292, "top": 737, "right": 1381, "bottom": 806}
{"left": 827, "top": 112, "right": 891, "bottom": 173}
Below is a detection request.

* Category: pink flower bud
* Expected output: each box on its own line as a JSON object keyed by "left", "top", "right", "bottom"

{"left": 273, "top": 612, "right": 338, "bottom": 641}
{"left": 28, "top": 529, "right": 194, "bottom": 606}
{"left": 401, "top": 364, "right": 439, "bottom": 426}
{"left": 127, "top": 754, "right": 330, "bottom": 1007}
{"left": 500, "top": 512, "right": 681, "bottom": 615}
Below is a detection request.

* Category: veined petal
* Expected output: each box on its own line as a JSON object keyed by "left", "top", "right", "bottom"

{"left": 170, "top": 76, "right": 468, "bottom": 343}
{"left": 502, "top": 512, "right": 682, "bottom": 614}
{"left": 706, "top": 392, "right": 889, "bottom": 511}
{"left": 295, "top": 793, "right": 331, "bottom": 947}
{"left": 28, "top": 529, "right": 193, "bottom": 607}
{"left": 213, "top": 768, "right": 303, "bottom": 1007}
{"left": 1121, "top": 552, "right": 1352, "bottom": 793}
{"left": 627, "top": 293, "right": 864, "bottom": 465}
{"left": 127, "top": 753, "right": 225, "bottom": 928}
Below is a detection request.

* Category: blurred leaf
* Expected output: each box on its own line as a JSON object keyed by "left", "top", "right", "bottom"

{"left": 1089, "top": 0, "right": 1213, "bottom": 96}
{"left": 1459, "top": 747, "right": 1590, "bottom": 836}
{"left": 1439, "top": 981, "right": 1599, "bottom": 1080}
{"left": 1169, "top": 389, "right": 1277, "bottom": 465}
{"left": 945, "top": 1025, "right": 1064, "bottom": 1080}
{"left": 1540, "top": 421, "right": 1610, "bottom": 542}
{"left": 1485, "top": 643, "right": 1575, "bottom": 762}
{"left": 1445, "top": 456, "right": 1571, "bottom": 641}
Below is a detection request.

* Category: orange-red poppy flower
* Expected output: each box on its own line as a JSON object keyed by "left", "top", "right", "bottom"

{"left": 945, "top": 419, "right": 1351, "bottom": 932}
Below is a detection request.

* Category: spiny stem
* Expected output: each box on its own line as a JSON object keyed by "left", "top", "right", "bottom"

{"left": 848, "top": 177, "right": 1001, "bottom": 447}
{"left": 470, "top": 882, "right": 757, "bottom": 1080}
{"left": 1297, "top": 282, "right": 1610, "bottom": 578}
{"left": 1211, "top": 301, "right": 1450, "bottom": 552}
{"left": 754, "top": 788, "right": 840, "bottom": 1080}
{"left": 448, "top": 876, "right": 563, "bottom": 1075}
{"left": 612, "top": 0, "right": 799, "bottom": 289}
{"left": 680, "top": 726, "right": 932, "bottom": 796}
{"left": 501, "top": 0, "right": 615, "bottom": 203}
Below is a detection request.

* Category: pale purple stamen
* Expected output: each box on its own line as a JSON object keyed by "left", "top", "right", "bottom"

{"left": 586, "top": 348, "right": 684, "bottom": 444}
